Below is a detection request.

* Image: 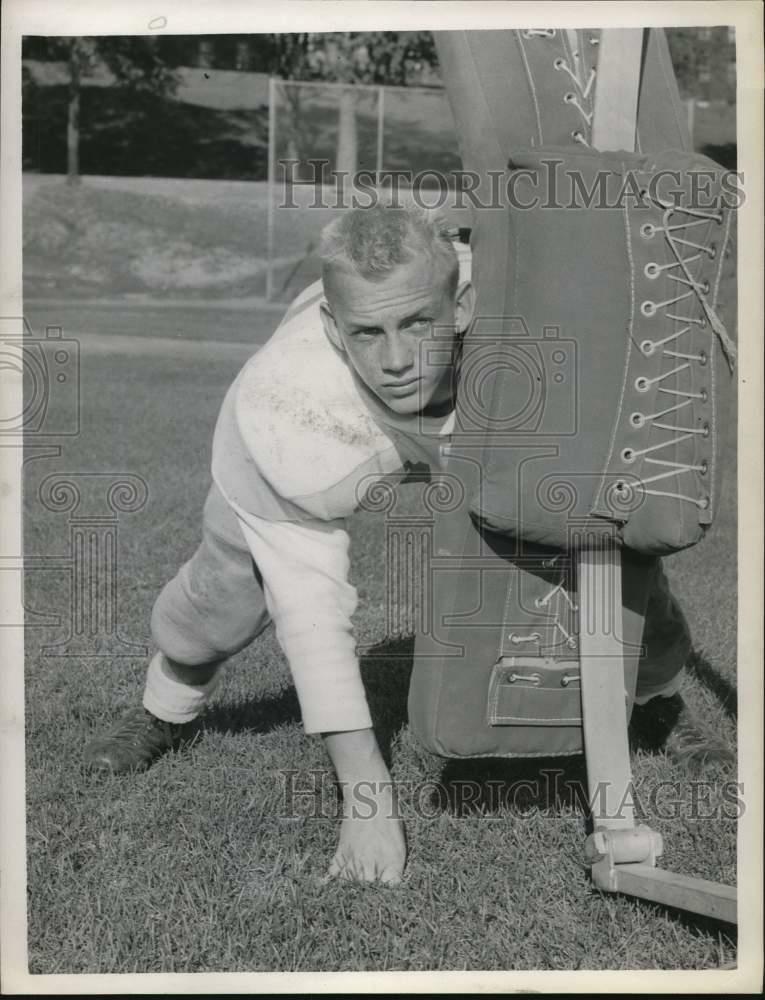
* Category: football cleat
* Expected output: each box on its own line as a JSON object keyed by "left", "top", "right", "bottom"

{"left": 83, "top": 708, "right": 188, "bottom": 774}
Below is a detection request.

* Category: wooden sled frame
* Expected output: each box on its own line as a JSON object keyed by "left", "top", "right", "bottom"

{"left": 576, "top": 29, "right": 737, "bottom": 925}
{"left": 578, "top": 544, "right": 737, "bottom": 924}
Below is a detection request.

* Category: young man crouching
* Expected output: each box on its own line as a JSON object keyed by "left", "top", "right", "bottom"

{"left": 85, "top": 204, "right": 475, "bottom": 885}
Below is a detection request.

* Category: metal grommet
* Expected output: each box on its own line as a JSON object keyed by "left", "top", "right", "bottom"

{"left": 640, "top": 339, "right": 655, "bottom": 356}
{"left": 571, "top": 129, "right": 584, "bottom": 142}
{"left": 698, "top": 496, "right": 710, "bottom": 510}
{"left": 553, "top": 57, "right": 565, "bottom": 70}
{"left": 640, "top": 301, "right": 657, "bottom": 317}
{"left": 708, "top": 243, "right": 717, "bottom": 259}
{"left": 700, "top": 388, "right": 708, "bottom": 403}
{"left": 700, "top": 460, "right": 709, "bottom": 476}
{"left": 640, "top": 223, "right": 655, "bottom": 239}
{"left": 702, "top": 422, "right": 710, "bottom": 438}
{"left": 699, "top": 316, "right": 708, "bottom": 329}
{"left": 564, "top": 91, "right": 576, "bottom": 103}
{"left": 644, "top": 263, "right": 660, "bottom": 279}
{"left": 701, "top": 280, "right": 710, "bottom": 294}
{"left": 699, "top": 350, "right": 708, "bottom": 366}
{"left": 634, "top": 376, "right": 650, "bottom": 392}
{"left": 630, "top": 412, "right": 645, "bottom": 428}
{"left": 613, "top": 481, "right": 634, "bottom": 504}
{"left": 534, "top": 597, "right": 545, "bottom": 608}
{"left": 621, "top": 448, "right": 635, "bottom": 464}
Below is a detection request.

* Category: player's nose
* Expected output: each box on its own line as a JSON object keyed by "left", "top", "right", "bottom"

{"left": 381, "top": 333, "right": 414, "bottom": 374}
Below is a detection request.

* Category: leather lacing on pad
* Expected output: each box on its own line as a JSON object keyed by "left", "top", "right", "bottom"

{"left": 520, "top": 26, "right": 737, "bottom": 516}
{"left": 617, "top": 198, "right": 736, "bottom": 512}
{"left": 520, "top": 28, "right": 598, "bottom": 147}
{"left": 503, "top": 553, "right": 580, "bottom": 657}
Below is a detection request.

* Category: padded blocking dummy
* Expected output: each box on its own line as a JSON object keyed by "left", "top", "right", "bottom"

{"left": 471, "top": 146, "right": 738, "bottom": 554}
{"left": 409, "top": 98, "right": 736, "bottom": 756}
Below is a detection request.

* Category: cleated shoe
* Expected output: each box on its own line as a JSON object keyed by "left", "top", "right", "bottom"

{"left": 83, "top": 708, "right": 188, "bottom": 774}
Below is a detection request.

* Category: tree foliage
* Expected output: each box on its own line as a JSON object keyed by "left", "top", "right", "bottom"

{"left": 665, "top": 29, "right": 699, "bottom": 98}
{"left": 259, "top": 33, "right": 439, "bottom": 180}
{"left": 24, "top": 36, "right": 178, "bottom": 183}
{"left": 25, "top": 36, "right": 179, "bottom": 93}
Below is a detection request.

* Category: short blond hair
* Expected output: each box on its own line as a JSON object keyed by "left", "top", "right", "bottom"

{"left": 318, "top": 203, "right": 459, "bottom": 297}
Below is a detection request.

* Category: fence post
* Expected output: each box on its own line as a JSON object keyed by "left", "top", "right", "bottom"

{"left": 266, "top": 75, "right": 276, "bottom": 302}
{"left": 376, "top": 85, "right": 385, "bottom": 188}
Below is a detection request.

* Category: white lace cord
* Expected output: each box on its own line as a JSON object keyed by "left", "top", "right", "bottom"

{"left": 553, "top": 37, "right": 596, "bottom": 146}
{"left": 508, "top": 566, "right": 578, "bottom": 651}
{"left": 628, "top": 199, "right": 732, "bottom": 510}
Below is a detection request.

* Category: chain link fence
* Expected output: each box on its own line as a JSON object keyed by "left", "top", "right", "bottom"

{"left": 265, "top": 78, "right": 471, "bottom": 302}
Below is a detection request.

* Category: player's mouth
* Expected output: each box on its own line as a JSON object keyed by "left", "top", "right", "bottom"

{"left": 385, "top": 377, "right": 421, "bottom": 396}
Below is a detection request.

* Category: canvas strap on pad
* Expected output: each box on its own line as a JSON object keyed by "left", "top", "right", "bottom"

{"left": 578, "top": 28, "right": 642, "bottom": 833}
{"left": 591, "top": 28, "right": 643, "bottom": 151}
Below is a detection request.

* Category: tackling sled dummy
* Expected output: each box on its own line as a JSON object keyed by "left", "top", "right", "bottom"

{"left": 408, "top": 25, "right": 738, "bottom": 926}
{"left": 409, "top": 28, "right": 737, "bottom": 760}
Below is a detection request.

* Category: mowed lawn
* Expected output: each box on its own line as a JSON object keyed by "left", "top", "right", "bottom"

{"left": 22, "top": 308, "right": 738, "bottom": 975}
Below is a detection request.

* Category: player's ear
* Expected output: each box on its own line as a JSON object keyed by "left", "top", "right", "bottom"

{"left": 454, "top": 280, "right": 476, "bottom": 334}
{"left": 320, "top": 301, "right": 345, "bottom": 353}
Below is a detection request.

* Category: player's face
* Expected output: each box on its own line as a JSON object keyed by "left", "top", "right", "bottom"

{"left": 320, "top": 258, "right": 473, "bottom": 417}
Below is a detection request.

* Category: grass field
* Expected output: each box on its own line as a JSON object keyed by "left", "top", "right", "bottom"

{"left": 21, "top": 301, "right": 738, "bottom": 974}
{"left": 22, "top": 174, "right": 473, "bottom": 307}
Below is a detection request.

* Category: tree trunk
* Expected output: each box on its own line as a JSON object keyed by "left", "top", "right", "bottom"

{"left": 336, "top": 87, "right": 358, "bottom": 183}
{"left": 285, "top": 86, "right": 305, "bottom": 182}
{"left": 66, "top": 43, "right": 81, "bottom": 184}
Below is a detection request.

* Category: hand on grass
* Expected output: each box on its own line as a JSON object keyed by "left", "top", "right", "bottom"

{"left": 321, "top": 728, "right": 407, "bottom": 886}
{"left": 326, "top": 785, "right": 406, "bottom": 885}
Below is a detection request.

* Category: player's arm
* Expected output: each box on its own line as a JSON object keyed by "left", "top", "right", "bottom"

{"left": 229, "top": 503, "right": 406, "bottom": 883}
{"left": 230, "top": 503, "right": 370, "bottom": 732}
